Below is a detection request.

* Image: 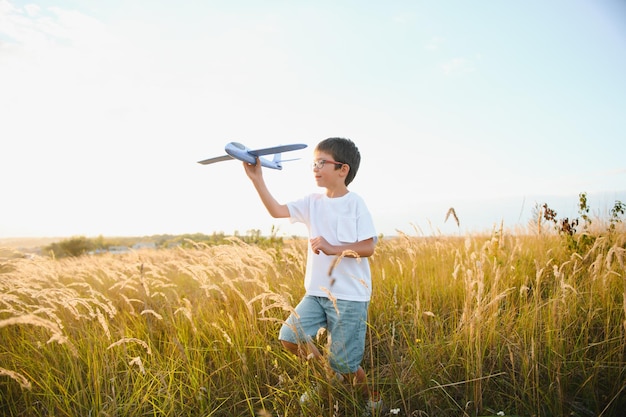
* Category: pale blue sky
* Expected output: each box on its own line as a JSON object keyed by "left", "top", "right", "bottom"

{"left": 1, "top": 0, "right": 625, "bottom": 238}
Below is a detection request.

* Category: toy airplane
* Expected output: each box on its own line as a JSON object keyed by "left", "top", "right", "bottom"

{"left": 198, "top": 142, "right": 307, "bottom": 170}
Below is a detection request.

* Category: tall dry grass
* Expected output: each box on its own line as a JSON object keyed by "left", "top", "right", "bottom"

{"left": 0, "top": 233, "right": 624, "bottom": 416}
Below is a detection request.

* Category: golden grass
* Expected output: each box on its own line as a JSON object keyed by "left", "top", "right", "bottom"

{"left": 0, "top": 233, "right": 624, "bottom": 416}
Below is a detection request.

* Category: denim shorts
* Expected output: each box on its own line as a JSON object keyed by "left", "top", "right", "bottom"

{"left": 279, "top": 295, "right": 369, "bottom": 374}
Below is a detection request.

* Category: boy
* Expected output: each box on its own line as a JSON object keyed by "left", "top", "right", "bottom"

{"left": 243, "top": 137, "right": 383, "bottom": 415}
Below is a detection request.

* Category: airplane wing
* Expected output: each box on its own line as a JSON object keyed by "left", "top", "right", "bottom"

{"left": 197, "top": 154, "right": 234, "bottom": 165}
{"left": 248, "top": 143, "right": 307, "bottom": 156}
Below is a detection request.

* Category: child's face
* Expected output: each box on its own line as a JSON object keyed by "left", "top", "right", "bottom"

{"left": 312, "top": 151, "right": 347, "bottom": 189}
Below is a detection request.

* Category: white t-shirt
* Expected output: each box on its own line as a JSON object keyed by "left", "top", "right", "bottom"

{"left": 287, "top": 192, "right": 377, "bottom": 302}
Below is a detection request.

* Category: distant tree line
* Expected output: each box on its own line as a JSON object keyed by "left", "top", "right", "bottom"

{"left": 44, "top": 229, "right": 287, "bottom": 258}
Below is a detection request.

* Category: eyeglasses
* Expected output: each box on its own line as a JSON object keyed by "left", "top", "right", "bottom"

{"left": 312, "top": 159, "right": 345, "bottom": 170}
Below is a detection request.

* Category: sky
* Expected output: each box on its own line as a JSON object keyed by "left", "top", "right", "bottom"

{"left": 1, "top": 0, "right": 625, "bottom": 239}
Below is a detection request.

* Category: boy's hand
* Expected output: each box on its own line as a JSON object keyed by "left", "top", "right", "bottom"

{"left": 310, "top": 236, "right": 335, "bottom": 255}
{"left": 244, "top": 157, "right": 263, "bottom": 182}
{"left": 242, "top": 157, "right": 289, "bottom": 218}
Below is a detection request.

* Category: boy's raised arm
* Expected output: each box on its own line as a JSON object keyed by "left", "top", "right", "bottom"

{"left": 244, "top": 159, "right": 290, "bottom": 219}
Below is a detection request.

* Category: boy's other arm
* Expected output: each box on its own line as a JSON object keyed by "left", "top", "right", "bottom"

{"left": 244, "top": 159, "right": 290, "bottom": 218}
{"left": 310, "top": 236, "right": 376, "bottom": 258}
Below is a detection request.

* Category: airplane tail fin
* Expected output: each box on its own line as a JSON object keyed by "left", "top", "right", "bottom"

{"left": 270, "top": 153, "right": 283, "bottom": 169}
{"left": 274, "top": 153, "right": 300, "bottom": 163}
{"left": 271, "top": 153, "right": 300, "bottom": 169}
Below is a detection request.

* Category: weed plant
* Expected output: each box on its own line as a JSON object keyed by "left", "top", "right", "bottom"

{"left": 0, "top": 231, "right": 625, "bottom": 416}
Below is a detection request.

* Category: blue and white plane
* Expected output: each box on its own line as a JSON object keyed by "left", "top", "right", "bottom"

{"left": 198, "top": 142, "right": 307, "bottom": 170}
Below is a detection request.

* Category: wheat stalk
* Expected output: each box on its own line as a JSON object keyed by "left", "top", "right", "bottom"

{"left": 107, "top": 337, "right": 152, "bottom": 355}
{"left": 445, "top": 207, "right": 460, "bottom": 227}
{"left": 0, "top": 367, "right": 32, "bottom": 390}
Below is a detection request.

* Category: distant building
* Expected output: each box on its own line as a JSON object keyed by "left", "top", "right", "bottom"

{"left": 132, "top": 242, "right": 157, "bottom": 250}
{"left": 108, "top": 246, "right": 130, "bottom": 254}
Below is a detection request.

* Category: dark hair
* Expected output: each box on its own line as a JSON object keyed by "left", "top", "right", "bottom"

{"left": 315, "top": 137, "right": 361, "bottom": 186}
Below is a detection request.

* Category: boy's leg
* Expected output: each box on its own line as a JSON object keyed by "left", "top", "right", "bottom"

{"left": 341, "top": 365, "right": 370, "bottom": 398}
{"left": 279, "top": 295, "right": 326, "bottom": 361}
{"left": 280, "top": 339, "right": 322, "bottom": 361}
{"left": 280, "top": 296, "right": 381, "bottom": 408}
{"left": 324, "top": 299, "right": 386, "bottom": 413}
{"left": 324, "top": 299, "right": 372, "bottom": 396}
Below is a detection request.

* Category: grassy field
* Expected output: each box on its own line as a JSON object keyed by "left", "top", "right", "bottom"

{"left": 0, "top": 231, "right": 625, "bottom": 416}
